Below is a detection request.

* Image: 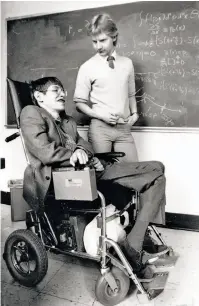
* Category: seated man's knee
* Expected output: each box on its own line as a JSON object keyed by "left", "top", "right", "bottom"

{"left": 152, "top": 161, "right": 165, "bottom": 173}
{"left": 154, "top": 175, "right": 166, "bottom": 186}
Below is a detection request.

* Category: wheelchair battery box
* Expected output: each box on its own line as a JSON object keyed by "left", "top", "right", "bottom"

{"left": 52, "top": 168, "right": 98, "bottom": 201}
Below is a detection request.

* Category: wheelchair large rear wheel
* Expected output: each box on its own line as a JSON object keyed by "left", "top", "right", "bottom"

{"left": 3, "top": 229, "right": 48, "bottom": 287}
{"left": 95, "top": 267, "right": 130, "bottom": 306}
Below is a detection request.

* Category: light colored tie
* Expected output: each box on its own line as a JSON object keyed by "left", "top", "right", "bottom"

{"left": 107, "top": 56, "right": 115, "bottom": 69}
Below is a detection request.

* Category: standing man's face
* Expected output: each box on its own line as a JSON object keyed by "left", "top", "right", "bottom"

{"left": 91, "top": 32, "right": 115, "bottom": 57}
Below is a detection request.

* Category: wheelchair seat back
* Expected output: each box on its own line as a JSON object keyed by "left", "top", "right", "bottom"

{"left": 7, "top": 78, "right": 34, "bottom": 128}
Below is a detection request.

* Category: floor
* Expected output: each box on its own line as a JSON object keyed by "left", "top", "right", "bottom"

{"left": 1, "top": 203, "right": 199, "bottom": 306}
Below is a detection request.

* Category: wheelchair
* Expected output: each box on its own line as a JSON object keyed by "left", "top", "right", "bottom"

{"left": 3, "top": 78, "right": 178, "bottom": 306}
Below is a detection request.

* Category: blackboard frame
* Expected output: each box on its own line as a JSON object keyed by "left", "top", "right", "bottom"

{"left": 5, "top": 1, "right": 199, "bottom": 131}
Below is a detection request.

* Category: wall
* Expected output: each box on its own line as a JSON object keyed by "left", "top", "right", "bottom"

{"left": 1, "top": 1, "right": 199, "bottom": 215}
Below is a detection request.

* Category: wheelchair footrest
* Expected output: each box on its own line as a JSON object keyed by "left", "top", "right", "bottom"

{"left": 137, "top": 271, "right": 169, "bottom": 302}
{"left": 153, "top": 252, "right": 179, "bottom": 268}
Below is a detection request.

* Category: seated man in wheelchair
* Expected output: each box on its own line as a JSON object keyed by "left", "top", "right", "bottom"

{"left": 20, "top": 76, "right": 169, "bottom": 277}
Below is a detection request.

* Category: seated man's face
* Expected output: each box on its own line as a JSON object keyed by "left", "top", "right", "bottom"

{"left": 40, "top": 84, "right": 66, "bottom": 112}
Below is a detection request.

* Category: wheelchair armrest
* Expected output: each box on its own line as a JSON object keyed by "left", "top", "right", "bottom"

{"left": 53, "top": 152, "right": 126, "bottom": 172}
{"left": 94, "top": 152, "right": 125, "bottom": 160}
{"left": 5, "top": 132, "right": 20, "bottom": 142}
{"left": 53, "top": 166, "right": 75, "bottom": 172}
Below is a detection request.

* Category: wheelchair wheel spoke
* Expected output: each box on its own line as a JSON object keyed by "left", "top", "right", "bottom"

{"left": 13, "top": 245, "right": 24, "bottom": 264}
{"left": 11, "top": 240, "right": 36, "bottom": 275}
{"left": 13, "top": 245, "right": 23, "bottom": 255}
{"left": 13, "top": 251, "right": 23, "bottom": 266}
{"left": 24, "top": 260, "right": 31, "bottom": 274}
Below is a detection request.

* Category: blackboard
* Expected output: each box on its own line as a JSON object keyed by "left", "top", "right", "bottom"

{"left": 7, "top": 1, "right": 199, "bottom": 128}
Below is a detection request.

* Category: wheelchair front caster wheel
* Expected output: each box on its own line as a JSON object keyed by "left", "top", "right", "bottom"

{"left": 3, "top": 229, "right": 48, "bottom": 287}
{"left": 95, "top": 267, "right": 130, "bottom": 306}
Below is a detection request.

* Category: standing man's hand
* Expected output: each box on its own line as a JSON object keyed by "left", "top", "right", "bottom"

{"left": 125, "top": 112, "right": 139, "bottom": 126}
{"left": 97, "top": 110, "right": 119, "bottom": 125}
{"left": 70, "top": 148, "right": 89, "bottom": 167}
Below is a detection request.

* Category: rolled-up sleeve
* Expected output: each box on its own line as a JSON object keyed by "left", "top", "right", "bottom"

{"left": 128, "top": 60, "right": 136, "bottom": 99}
{"left": 128, "top": 60, "right": 137, "bottom": 113}
{"left": 73, "top": 64, "right": 91, "bottom": 103}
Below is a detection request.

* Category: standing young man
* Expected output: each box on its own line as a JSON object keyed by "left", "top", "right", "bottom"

{"left": 74, "top": 13, "right": 139, "bottom": 162}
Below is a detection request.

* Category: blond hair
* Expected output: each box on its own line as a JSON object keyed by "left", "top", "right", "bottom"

{"left": 86, "top": 13, "right": 118, "bottom": 46}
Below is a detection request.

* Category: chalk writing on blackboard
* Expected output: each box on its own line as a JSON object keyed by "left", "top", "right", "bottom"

{"left": 7, "top": 1, "right": 199, "bottom": 127}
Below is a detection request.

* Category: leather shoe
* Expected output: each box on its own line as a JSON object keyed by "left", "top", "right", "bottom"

{"left": 121, "top": 240, "right": 155, "bottom": 279}
{"left": 143, "top": 233, "right": 169, "bottom": 256}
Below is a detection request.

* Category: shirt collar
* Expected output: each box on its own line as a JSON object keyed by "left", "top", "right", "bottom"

{"left": 107, "top": 50, "right": 116, "bottom": 61}
{"left": 40, "top": 105, "right": 62, "bottom": 122}
{"left": 96, "top": 50, "right": 117, "bottom": 62}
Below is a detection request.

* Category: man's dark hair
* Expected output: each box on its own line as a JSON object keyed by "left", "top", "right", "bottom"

{"left": 29, "top": 77, "right": 64, "bottom": 106}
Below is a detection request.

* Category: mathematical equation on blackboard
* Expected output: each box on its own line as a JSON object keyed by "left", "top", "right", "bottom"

{"left": 7, "top": 2, "right": 199, "bottom": 127}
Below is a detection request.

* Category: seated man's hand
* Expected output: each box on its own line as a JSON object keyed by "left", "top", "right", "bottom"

{"left": 70, "top": 148, "right": 88, "bottom": 167}
{"left": 91, "top": 157, "right": 104, "bottom": 172}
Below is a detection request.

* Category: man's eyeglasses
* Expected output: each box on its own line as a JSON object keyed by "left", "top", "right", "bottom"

{"left": 40, "top": 87, "right": 66, "bottom": 95}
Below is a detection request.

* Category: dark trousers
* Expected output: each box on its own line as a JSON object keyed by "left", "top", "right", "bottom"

{"left": 97, "top": 160, "right": 166, "bottom": 224}
{"left": 97, "top": 160, "right": 166, "bottom": 248}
